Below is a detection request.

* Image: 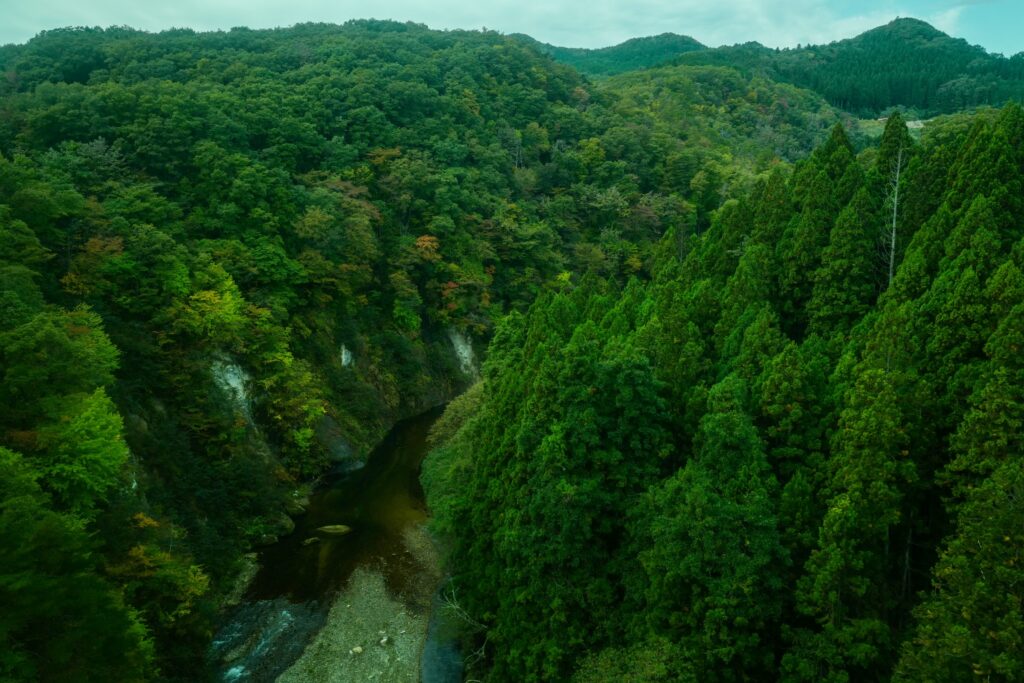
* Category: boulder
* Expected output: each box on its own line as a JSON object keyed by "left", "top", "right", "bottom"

{"left": 284, "top": 498, "right": 307, "bottom": 516}
{"left": 223, "top": 553, "right": 260, "bottom": 607}
{"left": 255, "top": 534, "right": 278, "bottom": 546}
{"left": 315, "top": 415, "right": 357, "bottom": 464}
{"left": 269, "top": 512, "right": 296, "bottom": 536}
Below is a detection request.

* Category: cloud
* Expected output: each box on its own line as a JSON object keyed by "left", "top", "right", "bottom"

{"left": 929, "top": 6, "right": 965, "bottom": 35}
{"left": 0, "top": 0, "right": 1004, "bottom": 51}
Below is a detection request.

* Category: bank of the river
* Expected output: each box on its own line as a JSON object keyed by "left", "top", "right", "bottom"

{"left": 211, "top": 408, "right": 461, "bottom": 682}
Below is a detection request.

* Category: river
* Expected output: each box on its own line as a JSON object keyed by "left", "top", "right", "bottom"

{"left": 210, "top": 407, "right": 462, "bottom": 682}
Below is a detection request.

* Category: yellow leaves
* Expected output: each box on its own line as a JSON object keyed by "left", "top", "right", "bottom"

{"left": 133, "top": 512, "right": 160, "bottom": 529}
{"left": 368, "top": 147, "right": 402, "bottom": 166}
{"left": 108, "top": 544, "right": 161, "bottom": 579}
{"left": 414, "top": 234, "right": 442, "bottom": 262}
{"left": 293, "top": 206, "right": 334, "bottom": 241}
{"left": 61, "top": 270, "right": 90, "bottom": 295}
{"left": 110, "top": 543, "right": 211, "bottom": 618}
{"left": 62, "top": 236, "right": 124, "bottom": 296}
{"left": 578, "top": 137, "right": 606, "bottom": 170}
{"left": 460, "top": 88, "right": 480, "bottom": 116}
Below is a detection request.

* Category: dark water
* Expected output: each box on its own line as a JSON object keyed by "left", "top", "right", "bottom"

{"left": 211, "top": 406, "right": 459, "bottom": 682}
{"left": 252, "top": 405, "right": 444, "bottom": 602}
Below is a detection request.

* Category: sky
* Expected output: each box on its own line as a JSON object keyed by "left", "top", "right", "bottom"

{"left": 2, "top": 0, "right": 1022, "bottom": 56}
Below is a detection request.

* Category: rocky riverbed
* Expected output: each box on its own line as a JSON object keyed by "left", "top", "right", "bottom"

{"left": 211, "top": 408, "right": 461, "bottom": 683}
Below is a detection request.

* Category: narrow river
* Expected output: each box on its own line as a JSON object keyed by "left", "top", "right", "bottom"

{"left": 210, "top": 407, "right": 462, "bottom": 682}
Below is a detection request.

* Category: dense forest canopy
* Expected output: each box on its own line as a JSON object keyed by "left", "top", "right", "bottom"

{"left": 0, "top": 20, "right": 845, "bottom": 679}
{"left": 0, "top": 14, "right": 1021, "bottom": 683}
{"left": 511, "top": 33, "right": 707, "bottom": 77}
{"left": 520, "top": 18, "right": 1024, "bottom": 116}
{"left": 426, "top": 105, "right": 1024, "bottom": 682}
{"left": 676, "top": 18, "right": 1024, "bottom": 116}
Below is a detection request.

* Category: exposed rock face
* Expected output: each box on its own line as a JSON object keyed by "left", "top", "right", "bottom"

{"left": 211, "top": 356, "right": 252, "bottom": 420}
{"left": 314, "top": 415, "right": 361, "bottom": 470}
{"left": 224, "top": 553, "right": 260, "bottom": 608}
{"left": 446, "top": 328, "right": 479, "bottom": 380}
{"left": 340, "top": 343, "right": 354, "bottom": 367}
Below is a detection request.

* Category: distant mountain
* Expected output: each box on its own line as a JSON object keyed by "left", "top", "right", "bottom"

{"left": 519, "top": 19, "right": 1024, "bottom": 116}
{"left": 674, "top": 18, "right": 1024, "bottom": 116}
{"left": 513, "top": 32, "right": 706, "bottom": 76}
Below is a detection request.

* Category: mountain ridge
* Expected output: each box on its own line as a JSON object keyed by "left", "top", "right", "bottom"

{"left": 516, "top": 18, "right": 1024, "bottom": 115}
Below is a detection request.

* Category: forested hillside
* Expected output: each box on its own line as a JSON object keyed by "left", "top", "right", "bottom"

{"left": 1, "top": 15, "right": 1021, "bottom": 683}
{"left": 512, "top": 33, "right": 706, "bottom": 77}
{"left": 425, "top": 107, "right": 1024, "bottom": 681}
{"left": 676, "top": 18, "right": 1024, "bottom": 116}
{"left": 0, "top": 21, "right": 847, "bottom": 680}
{"left": 526, "top": 18, "right": 1024, "bottom": 116}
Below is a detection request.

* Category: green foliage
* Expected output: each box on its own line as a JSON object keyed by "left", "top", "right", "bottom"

{"left": 516, "top": 33, "right": 706, "bottom": 77}
{"left": 37, "top": 388, "right": 130, "bottom": 517}
{"left": 426, "top": 294, "right": 673, "bottom": 681}
{"left": 676, "top": 18, "right": 1024, "bottom": 116}
{"left": 633, "top": 375, "right": 786, "bottom": 679}
{"left": 426, "top": 103, "right": 1024, "bottom": 682}
{"left": 807, "top": 187, "right": 882, "bottom": 337}
{"left": 3, "top": 16, "right": 1023, "bottom": 682}
{"left": 0, "top": 447, "right": 154, "bottom": 682}
{"left": 894, "top": 450, "right": 1024, "bottom": 682}
{"left": 0, "top": 307, "right": 119, "bottom": 419}
{"left": 572, "top": 636, "right": 692, "bottom": 682}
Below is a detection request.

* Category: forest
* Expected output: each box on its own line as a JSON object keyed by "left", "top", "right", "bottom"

{"left": 525, "top": 18, "right": 1024, "bottom": 117}
{"left": 0, "top": 15, "right": 1021, "bottom": 683}
{"left": 675, "top": 19, "right": 1024, "bottom": 116}
{"left": 426, "top": 107, "right": 1024, "bottom": 681}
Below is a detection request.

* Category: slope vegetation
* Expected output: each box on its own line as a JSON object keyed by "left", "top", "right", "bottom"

{"left": 677, "top": 18, "right": 1024, "bottom": 115}
{"left": 513, "top": 32, "right": 706, "bottom": 76}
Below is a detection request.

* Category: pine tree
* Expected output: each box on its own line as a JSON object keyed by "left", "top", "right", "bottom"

{"left": 808, "top": 187, "right": 882, "bottom": 337}
{"left": 634, "top": 375, "right": 785, "bottom": 680}
{"left": 786, "top": 368, "right": 915, "bottom": 682}
{"left": 777, "top": 124, "right": 862, "bottom": 337}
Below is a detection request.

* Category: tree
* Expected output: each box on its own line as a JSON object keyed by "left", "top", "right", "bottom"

{"left": 37, "top": 388, "right": 130, "bottom": 518}
{"left": 776, "top": 124, "right": 862, "bottom": 336}
{"left": 0, "top": 307, "right": 119, "bottom": 424}
{"left": 895, "top": 452, "right": 1024, "bottom": 681}
{"left": 786, "top": 368, "right": 915, "bottom": 682}
{"left": 876, "top": 113, "right": 912, "bottom": 290}
{"left": 808, "top": 187, "right": 882, "bottom": 337}
{"left": 0, "top": 447, "right": 153, "bottom": 682}
{"left": 634, "top": 375, "right": 785, "bottom": 680}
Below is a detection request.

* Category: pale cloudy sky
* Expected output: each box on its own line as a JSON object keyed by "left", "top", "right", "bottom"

{"left": 2, "top": 0, "right": 1022, "bottom": 55}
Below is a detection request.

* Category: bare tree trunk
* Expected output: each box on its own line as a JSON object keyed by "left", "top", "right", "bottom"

{"left": 879, "top": 144, "right": 906, "bottom": 373}
{"left": 883, "top": 145, "right": 905, "bottom": 288}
